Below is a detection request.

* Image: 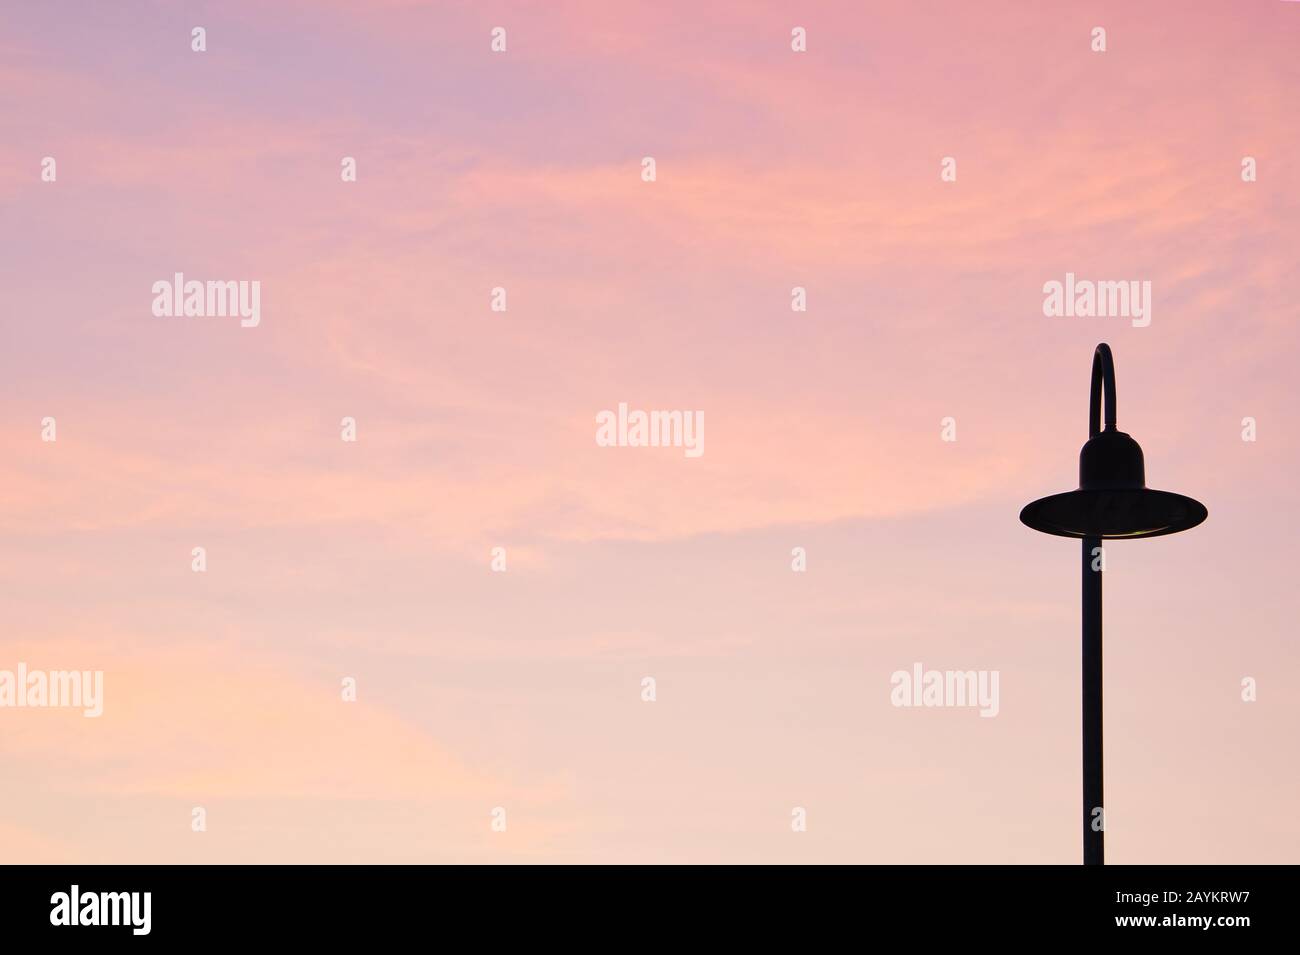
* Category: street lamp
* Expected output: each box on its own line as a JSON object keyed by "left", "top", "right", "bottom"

{"left": 1019, "top": 343, "right": 1206, "bottom": 865}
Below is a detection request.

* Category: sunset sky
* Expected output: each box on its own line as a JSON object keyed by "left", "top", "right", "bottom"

{"left": 2, "top": 0, "right": 1298, "bottom": 863}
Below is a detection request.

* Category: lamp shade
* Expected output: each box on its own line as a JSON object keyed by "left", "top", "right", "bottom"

{"left": 1019, "top": 487, "right": 1207, "bottom": 539}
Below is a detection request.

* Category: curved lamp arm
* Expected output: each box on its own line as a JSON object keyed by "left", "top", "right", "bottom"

{"left": 1088, "top": 343, "right": 1117, "bottom": 438}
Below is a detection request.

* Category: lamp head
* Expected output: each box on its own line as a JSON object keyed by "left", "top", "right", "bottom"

{"left": 1019, "top": 345, "right": 1207, "bottom": 540}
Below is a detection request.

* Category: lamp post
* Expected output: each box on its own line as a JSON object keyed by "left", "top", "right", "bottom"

{"left": 1020, "top": 343, "right": 1206, "bottom": 865}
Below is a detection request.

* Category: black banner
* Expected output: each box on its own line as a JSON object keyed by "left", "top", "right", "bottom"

{"left": 0, "top": 864, "right": 1284, "bottom": 940}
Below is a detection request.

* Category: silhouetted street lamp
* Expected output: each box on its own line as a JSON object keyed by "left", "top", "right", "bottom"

{"left": 1020, "top": 343, "right": 1206, "bottom": 865}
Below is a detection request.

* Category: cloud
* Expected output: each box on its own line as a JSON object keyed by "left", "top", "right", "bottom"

{"left": 0, "top": 641, "right": 503, "bottom": 803}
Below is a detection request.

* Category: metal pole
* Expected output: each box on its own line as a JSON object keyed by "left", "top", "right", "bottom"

{"left": 1082, "top": 535, "right": 1104, "bottom": 865}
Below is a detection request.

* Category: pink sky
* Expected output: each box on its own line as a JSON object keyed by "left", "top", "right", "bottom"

{"left": 2, "top": 0, "right": 1298, "bottom": 863}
